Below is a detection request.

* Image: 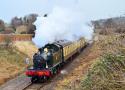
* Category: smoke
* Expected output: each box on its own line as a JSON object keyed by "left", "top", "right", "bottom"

{"left": 33, "top": 6, "right": 93, "bottom": 47}
{"left": 60, "top": 69, "right": 68, "bottom": 75}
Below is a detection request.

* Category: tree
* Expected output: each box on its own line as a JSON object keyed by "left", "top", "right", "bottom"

{"left": 0, "top": 19, "right": 5, "bottom": 32}
{"left": 23, "top": 14, "right": 38, "bottom": 24}
{"left": 23, "top": 14, "right": 38, "bottom": 35}
{"left": 27, "top": 24, "right": 36, "bottom": 37}
{"left": 104, "top": 18, "right": 116, "bottom": 28}
{"left": 11, "top": 17, "right": 23, "bottom": 29}
{"left": 92, "top": 21, "right": 100, "bottom": 29}
{"left": 9, "top": 13, "right": 38, "bottom": 35}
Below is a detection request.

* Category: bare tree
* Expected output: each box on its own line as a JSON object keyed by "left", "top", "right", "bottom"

{"left": 23, "top": 14, "right": 38, "bottom": 35}
{"left": 23, "top": 14, "right": 38, "bottom": 24}
{"left": 11, "top": 17, "right": 23, "bottom": 29}
{"left": 0, "top": 19, "right": 5, "bottom": 32}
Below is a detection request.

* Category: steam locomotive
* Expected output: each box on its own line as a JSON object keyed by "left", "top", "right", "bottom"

{"left": 25, "top": 37, "right": 87, "bottom": 83}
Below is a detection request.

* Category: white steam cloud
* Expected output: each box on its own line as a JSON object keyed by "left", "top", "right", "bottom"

{"left": 33, "top": 6, "right": 93, "bottom": 47}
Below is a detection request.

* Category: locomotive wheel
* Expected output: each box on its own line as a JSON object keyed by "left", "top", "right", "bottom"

{"left": 52, "top": 68, "right": 57, "bottom": 75}
{"left": 57, "top": 67, "right": 60, "bottom": 74}
{"left": 31, "top": 77, "right": 38, "bottom": 83}
{"left": 39, "top": 76, "right": 47, "bottom": 83}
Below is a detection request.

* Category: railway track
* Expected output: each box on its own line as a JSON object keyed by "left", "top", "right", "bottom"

{"left": 23, "top": 83, "right": 47, "bottom": 90}
{"left": 0, "top": 75, "right": 31, "bottom": 90}
{"left": 23, "top": 72, "right": 62, "bottom": 90}
{"left": 16, "top": 82, "right": 32, "bottom": 90}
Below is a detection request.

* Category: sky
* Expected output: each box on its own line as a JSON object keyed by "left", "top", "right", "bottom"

{"left": 0, "top": 0, "right": 125, "bottom": 22}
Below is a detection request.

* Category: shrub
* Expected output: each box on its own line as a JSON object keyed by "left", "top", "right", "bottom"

{"left": 4, "top": 35, "right": 13, "bottom": 47}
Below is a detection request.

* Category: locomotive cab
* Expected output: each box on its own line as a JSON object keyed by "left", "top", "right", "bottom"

{"left": 41, "top": 48, "right": 53, "bottom": 68}
{"left": 38, "top": 43, "right": 62, "bottom": 69}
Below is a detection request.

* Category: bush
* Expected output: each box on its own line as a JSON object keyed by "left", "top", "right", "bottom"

{"left": 4, "top": 35, "right": 13, "bottom": 47}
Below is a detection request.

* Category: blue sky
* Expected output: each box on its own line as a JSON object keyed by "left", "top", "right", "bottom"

{"left": 1, "top": 0, "right": 125, "bottom": 22}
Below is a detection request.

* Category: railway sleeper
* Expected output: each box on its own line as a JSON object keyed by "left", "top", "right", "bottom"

{"left": 31, "top": 76, "right": 49, "bottom": 83}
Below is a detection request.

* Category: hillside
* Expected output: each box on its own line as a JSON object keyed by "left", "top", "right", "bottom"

{"left": 0, "top": 41, "right": 37, "bottom": 85}
{"left": 14, "top": 41, "right": 38, "bottom": 58}
{"left": 79, "top": 34, "right": 125, "bottom": 90}
{"left": 0, "top": 46, "right": 27, "bottom": 85}
{"left": 92, "top": 16, "right": 125, "bottom": 34}
{"left": 81, "top": 53, "right": 125, "bottom": 90}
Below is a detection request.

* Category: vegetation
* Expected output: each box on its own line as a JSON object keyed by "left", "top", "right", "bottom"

{"left": 79, "top": 34, "right": 125, "bottom": 90}
{"left": 0, "top": 13, "right": 38, "bottom": 35}
{"left": 54, "top": 34, "right": 125, "bottom": 90}
{"left": 92, "top": 16, "right": 125, "bottom": 34}
{"left": 4, "top": 35, "right": 13, "bottom": 47}
{"left": 0, "top": 20, "right": 5, "bottom": 31}
{"left": 94, "top": 34, "right": 125, "bottom": 54}
{"left": 11, "top": 14, "right": 37, "bottom": 35}
{"left": 14, "top": 41, "right": 38, "bottom": 58}
{"left": 0, "top": 46, "right": 28, "bottom": 85}
{"left": 80, "top": 53, "right": 125, "bottom": 90}
{"left": 0, "top": 41, "right": 37, "bottom": 85}
{"left": 0, "top": 46, "right": 27, "bottom": 67}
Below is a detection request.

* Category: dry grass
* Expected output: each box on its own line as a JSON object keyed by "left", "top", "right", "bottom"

{"left": 79, "top": 34, "right": 125, "bottom": 90}
{"left": 14, "top": 41, "right": 38, "bottom": 59}
{"left": 95, "top": 34, "right": 125, "bottom": 53}
{"left": 80, "top": 53, "right": 125, "bottom": 90}
{"left": 55, "top": 44, "right": 102, "bottom": 90}
{"left": 55, "top": 34, "right": 125, "bottom": 90}
{"left": 0, "top": 47, "right": 26, "bottom": 85}
{"left": 0, "top": 41, "right": 37, "bottom": 85}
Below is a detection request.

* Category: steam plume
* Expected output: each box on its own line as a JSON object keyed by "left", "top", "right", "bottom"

{"left": 33, "top": 7, "right": 93, "bottom": 47}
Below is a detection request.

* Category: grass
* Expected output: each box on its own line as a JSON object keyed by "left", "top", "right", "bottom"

{"left": 0, "top": 41, "right": 37, "bottom": 85}
{"left": 80, "top": 53, "right": 125, "bottom": 90}
{"left": 79, "top": 34, "right": 125, "bottom": 90}
{"left": 0, "top": 46, "right": 27, "bottom": 66}
{"left": 0, "top": 46, "right": 28, "bottom": 85}
{"left": 95, "top": 34, "right": 125, "bottom": 53}
{"left": 55, "top": 34, "right": 125, "bottom": 90}
{"left": 14, "top": 41, "right": 38, "bottom": 58}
